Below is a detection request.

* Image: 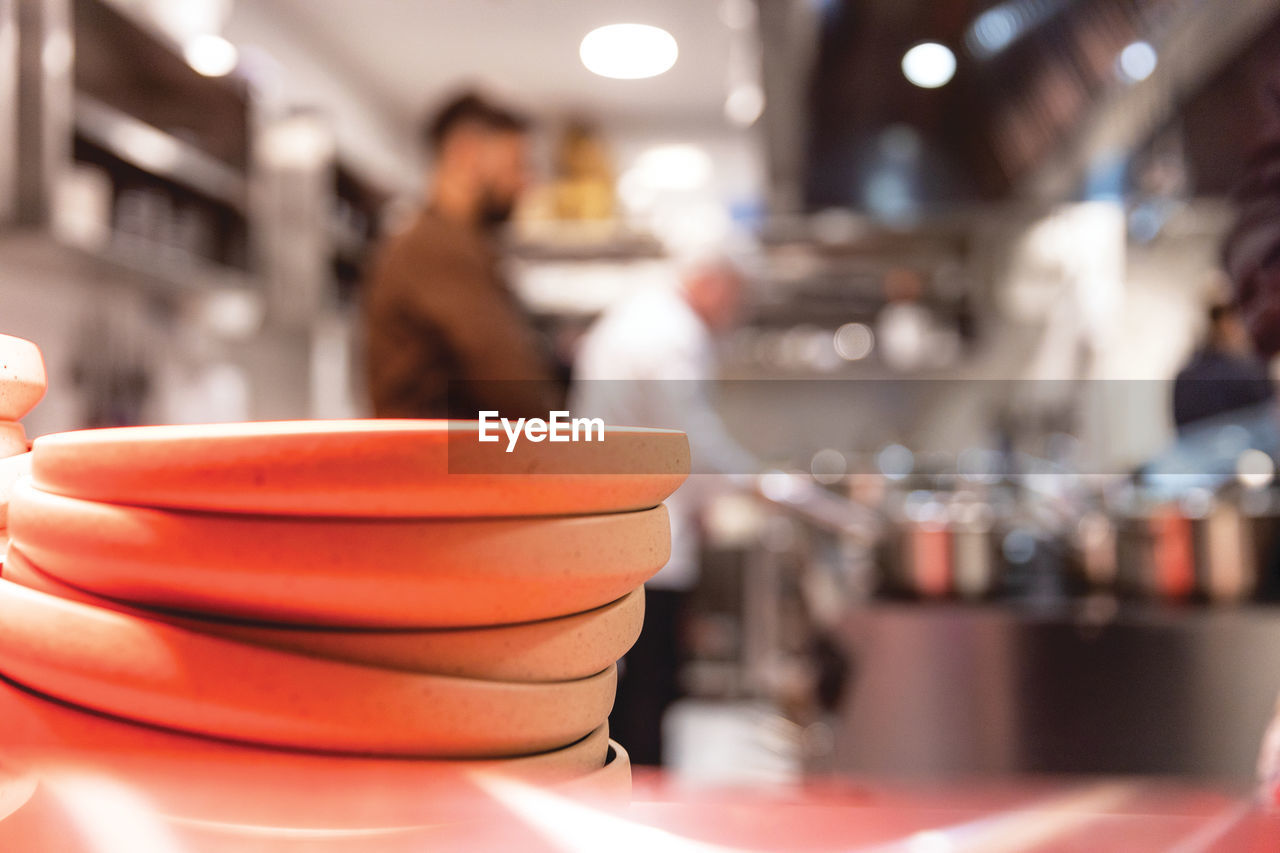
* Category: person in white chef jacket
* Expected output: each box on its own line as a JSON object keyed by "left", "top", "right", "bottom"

{"left": 571, "top": 255, "right": 757, "bottom": 766}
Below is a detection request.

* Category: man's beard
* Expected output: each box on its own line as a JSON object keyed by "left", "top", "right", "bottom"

{"left": 478, "top": 188, "right": 517, "bottom": 229}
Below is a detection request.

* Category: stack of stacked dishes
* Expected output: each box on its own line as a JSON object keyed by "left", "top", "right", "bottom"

{"left": 0, "top": 420, "right": 688, "bottom": 844}
{"left": 0, "top": 335, "right": 43, "bottom": 556}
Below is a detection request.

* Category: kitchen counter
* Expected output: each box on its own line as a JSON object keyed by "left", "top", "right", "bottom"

{"left": 625, "top": 772, "right": 1276, "bottom": 852}
{"left": 2, "top": 761, "right": 1275, "bottom": 851}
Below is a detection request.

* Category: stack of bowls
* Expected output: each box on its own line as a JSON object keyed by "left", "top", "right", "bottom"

{"left": 0, "top": 334, "right": 43, "bottom": 555}
{"left": 0, "top": 419, "right": 688, "bottom": 845}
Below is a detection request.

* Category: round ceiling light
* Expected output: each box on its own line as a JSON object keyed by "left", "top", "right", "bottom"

{"left": 580, "top": 24, "right": 678, "bottom": 79}
{"left": 184, "top": 34, "right": 239, "bottom": 77}
{"left": 901, "top": 42, "right": 956, "bottom": 89}
{"left": 724, "top": 83, "right": 765, "bottom": 127}
{"left": 1118, "top": 41, "right": 1157, "bottom": 83}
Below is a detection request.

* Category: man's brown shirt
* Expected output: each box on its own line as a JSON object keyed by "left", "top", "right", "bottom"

{"left": 363, "top": 210, "right": 564, "bottom": 419}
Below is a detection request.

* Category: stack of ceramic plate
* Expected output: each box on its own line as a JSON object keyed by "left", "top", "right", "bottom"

{"left": 0, "top": 419, "right": 688, "bottom": 842}
{"left": 0, "top": 335, "right": 42, "bottom": 556}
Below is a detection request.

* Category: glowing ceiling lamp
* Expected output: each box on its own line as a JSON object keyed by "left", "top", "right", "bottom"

{"left": 1118, "top": 41, "right": 1157, "bottom": 82}
{"left": 724, "top": 83, "right": 765, "bottom": 127}
{"left": 901, "top": 42, "right": 956, "bottom": 89}
{"left": 579, "top": 23, "right": 678, "bottom": 79}
{"left": 184, "top": 34, "right": 238, "bottom": 77}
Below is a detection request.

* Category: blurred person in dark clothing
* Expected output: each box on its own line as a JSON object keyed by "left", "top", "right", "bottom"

{"left": 1172, "top": 303, "right": 1274, "bottom": 433}
{"left": 364, "top": 91, "right": 564, "bottom": 419}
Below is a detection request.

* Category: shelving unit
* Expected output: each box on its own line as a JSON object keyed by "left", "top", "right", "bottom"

{"left": 0, "top": 0, "right": 407, "bottom": 425}
{"left": 70, "top": 0, "right": 252, "bottom": 280}
{"left": 73, "top": 93, "right": 248, "bottom": 213}
{"left": 508, "top": 227, "right": 664, "bottom": 264}
{"left": 0, "top": 229, "right": 251, "bottom": 298}
{"left": 508, "top": 228, "right": 669, "bottom": 321}
{"left": 330, "top": 161, "right": 389, "bottom": 304}
{"left": 71, "top": 0, "right": 248, "bottom": 163}
{"left": 3, "top": 0, "right": 256, "bottom": 292}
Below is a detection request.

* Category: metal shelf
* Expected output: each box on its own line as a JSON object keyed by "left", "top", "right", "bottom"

{"left": 507, "top": 225, "right": 664, "bottom": 262}
{"left": 0, "top": 229, "right": 256, "bottom": 296}
{"left": 73, "top": 93, "right": 248, "bottom": 213}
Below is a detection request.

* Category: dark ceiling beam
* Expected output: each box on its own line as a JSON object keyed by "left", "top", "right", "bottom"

{"left": 1021, "top": 0, "right": 1280, "bottom": 201}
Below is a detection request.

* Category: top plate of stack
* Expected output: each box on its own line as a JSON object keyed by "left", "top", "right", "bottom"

{"left": 29, "top": 420, "right": 690, "bottom": 517}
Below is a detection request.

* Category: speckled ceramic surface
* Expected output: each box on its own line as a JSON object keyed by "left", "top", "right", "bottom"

{"left": 556, "top": 739, "right": 633, "bottom": 803}
{"left": 9, "top": 482, "right": 669, "bottom": 627}
{"left": 0, "top": 452, "right": 31, "bottom": 529}
{"left": 0, "top": 675, "right": 610, "bottom": 830}
{"left": 0, "top": 581, "right": 617, "bottom": 758}
{"left": 29, "top": 419, "right": 690, "bottom": 517}
{"left": 3, "top": 549, "right": 645, "bottom": 682}
{"left": 0, "top": 422, "right": 27, "bottom": 459}
{"left": 0, "top": 336, "right": 46, "bottom": 422}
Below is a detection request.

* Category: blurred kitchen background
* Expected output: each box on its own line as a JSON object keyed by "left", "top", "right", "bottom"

{"left": 7, "top": 0, "right": 1280, "bottom": 787}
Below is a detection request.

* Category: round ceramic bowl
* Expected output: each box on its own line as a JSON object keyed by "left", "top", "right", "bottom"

{"left": 0, "top": 451, "right": 31, "bottom": 528}
{"left": 4, "top": 549, "right": 645, "bottom": 682}
{"left": 0, "top": 677, "right": 609, "bottom": 831}
{"left": 9, "top": 482, "right": 668, "bottom": 627}
{"left": 0, "top": 422, "right": 27, "bottom": 459}
{"left": 0, "top": 581, "right": 617, "bottom": 758}
{"left": 0, "top": 335, "right": 46, "bottom": 422}
{"left": 29, "top": 419, "right": 689, "bottom": 518}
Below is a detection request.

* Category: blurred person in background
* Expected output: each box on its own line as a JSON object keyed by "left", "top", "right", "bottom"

{"left": 363, "top": 91, "right": 564, "bottom": 418}
{"left": 1171, "top": 302, "right": 1273, "bottom": 434}
{"left": 571, "top": 255, "right": 758, "bottom": 765}
{"left": 875, "top": 267, "right": 934, "bottom": 373}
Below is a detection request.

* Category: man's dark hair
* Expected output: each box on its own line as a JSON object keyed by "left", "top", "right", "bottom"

{"left": 423, "top": 92, "right": 529, "bottom": 152}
